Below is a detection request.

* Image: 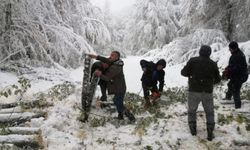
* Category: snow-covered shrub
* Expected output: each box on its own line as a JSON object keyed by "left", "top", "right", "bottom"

{"left": 48, "top": 81, "right": 75, "bottom": 101}
{"left": 241, "top": 83, "right": 250, "bottom": 100}
{"left": 161, "top": 87, "right": 187, "bottom": 105}
{"left": 0, "top": 77, "right": 31, "bottom": 98}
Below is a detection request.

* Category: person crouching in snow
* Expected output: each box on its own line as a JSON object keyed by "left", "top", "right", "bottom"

{"left": 140, "top": 59, "right": 166, "bottom": 109}
{"left": 88, "top": 51, "right": 135, "bottom": 122}
{"left": 181, "top": 45, "right": 221, "bottom": 141}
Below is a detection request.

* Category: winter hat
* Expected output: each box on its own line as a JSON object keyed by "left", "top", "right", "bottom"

{"left": 199, "top": 45, "right": 211, "bottom": 57}
{"left": 156, "top": 59, "right": 166, "bottom": 68}
{"left": 229, "top": 41, "right": 239, "bottom": 50}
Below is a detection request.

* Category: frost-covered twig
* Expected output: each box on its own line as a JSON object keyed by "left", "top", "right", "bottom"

{"left": 0, "top": 50, "right": 22, "bottom": 65}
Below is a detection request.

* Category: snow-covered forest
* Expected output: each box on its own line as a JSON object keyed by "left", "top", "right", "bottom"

{"left": 0, "top": 0, "right": 250, "bottom": 149}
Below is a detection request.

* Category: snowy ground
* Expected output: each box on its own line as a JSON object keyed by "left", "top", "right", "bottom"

{"left": 0, "top": 56, "right": 250, "bottom": 150}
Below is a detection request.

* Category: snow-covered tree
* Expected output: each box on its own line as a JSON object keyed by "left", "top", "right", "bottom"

{"left": 94, "top": 0, "right": 128, "bottom": 57}
{"left": 144, "top": 29, "right": 228, "bottom": 65}
{"left": 0, "top": 0, "right": 111, "bottom": 69}
{"left": 124, "top": 0, "right": 179, "bottom": 55}
{"left": 178, "top": 0, "right": 250, "bottom": 42}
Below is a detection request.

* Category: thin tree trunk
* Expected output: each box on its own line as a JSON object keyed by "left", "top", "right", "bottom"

{"left": 0, "top": 111, "right": 46, "bottom": 125}
{"left": 0, "top": 134, "right": 43, "bottom": 148}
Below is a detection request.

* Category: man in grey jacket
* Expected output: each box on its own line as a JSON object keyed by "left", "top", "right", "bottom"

{"left": 181, "top": 45, "right": 221, "bottom": 141}
{"left": 89, "top": 51, "right": 135, "bottom": 122}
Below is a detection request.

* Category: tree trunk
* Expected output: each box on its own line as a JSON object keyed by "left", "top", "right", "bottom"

{"left": 0, "top": 106, "right": 23, "bottom": 114}
{"left": 0, "top": 112, "right": 46, "bottom": 126}
{"left": 0, "top": 134, "right": 43, "bottom": 148}
{"left": 1, "top": 127, "right": 41, "bottom": 135}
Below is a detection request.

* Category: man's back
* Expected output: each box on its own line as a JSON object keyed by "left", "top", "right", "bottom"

{"left": 181, "top": 56, "right": 221, "bottom": 93}
{"left": 228, "top": 49, "right": 248, "bottom": 81}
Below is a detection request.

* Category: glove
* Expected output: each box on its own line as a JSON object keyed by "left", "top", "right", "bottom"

{"left": 151, "top": 91, "right": 160, "bottom": 99}
{"left": 222, "top": 66, "right": 229, "bottom": 80}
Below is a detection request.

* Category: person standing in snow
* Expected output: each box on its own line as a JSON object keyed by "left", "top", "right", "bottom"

{"left": 91, "top": 61, "right": 109, "bottom": 102}
{"left": 140, "top": 59, "right": 166, "bottom": 108}
{"left": 88, "top": 51, "right": 135, "bottom": 122}
{"left": 181, "top": 45, "right": 221, "bottom": 141}
{"left": 222, "top": 41, "right": 248, "bottom": 109}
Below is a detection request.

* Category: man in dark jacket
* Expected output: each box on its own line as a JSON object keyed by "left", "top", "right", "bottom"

{"left": 223, "top": 41, "right": 248, "bottom": 109}
{"left": 91, "top": 61, "right": 109, "bottom": 102}
{"left": 89, "top": 51, "right": 135, "bottom": 122}
{"left": 140, "top": 59, "right": 166, "bottom": 108}
{"left": 181, "top": 45, "right": 221, "bottom": 141}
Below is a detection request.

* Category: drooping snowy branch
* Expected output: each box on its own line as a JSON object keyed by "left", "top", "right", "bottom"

{"left": 0, "top": 0, "right": 111, "bottom": 69}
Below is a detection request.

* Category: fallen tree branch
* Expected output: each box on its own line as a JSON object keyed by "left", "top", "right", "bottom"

{"left": 233, "top": 139, "right": 250, "bottom": 146}
{"left": 0, "top": 134, "right": 43, "bottom": 148}
{"left": 0, "top": 111, "right": 46, "bottom": 126}
{"left": 0, "top": 99, "right": 53, "bottom": 109}
{"left": 0, "top": 106, "right": 23, "bottom": 114}
{"left": 0, "top": 127, "right": 41, "bottom": 135}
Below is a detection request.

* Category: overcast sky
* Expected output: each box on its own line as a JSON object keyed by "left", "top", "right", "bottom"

{"left": 90, "top": 0, "right": 136, "bottom": 14}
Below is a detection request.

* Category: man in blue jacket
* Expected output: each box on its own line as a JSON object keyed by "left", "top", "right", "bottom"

{"left": 140, "top": 59, "right": 166, "bottom": 108}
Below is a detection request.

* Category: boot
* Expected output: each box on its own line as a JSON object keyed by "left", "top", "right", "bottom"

{"left": 117, "top": 113, "right": 124, "bottom": 120}
{"left": 188, "top": 121, "right": 197, "bottom": 136}
{"left": 235, "top": 99, "right": 242, "bottom": 109}
{"left": 223, "top": 93, "right": 232, "bottom": 100}
{"left": 207, "top": 123, "right": 215, "bottom": 141}
{"left": 124, "top": 109, "right": 136, "bottom": 122}
{"left": 144, "top": 98, "right": 151, "bottom": 109}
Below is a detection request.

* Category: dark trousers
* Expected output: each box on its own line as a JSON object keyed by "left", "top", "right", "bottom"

{"left": 188, "top": 92, "right": 214, "bottom": 124}
{"left": 142, "top": 82, "right": 158, "bottom": 100}
{"left": 226, "top": 80, "right": 243, "bottom": 108}
{"left": 99, "top": 80, "right": 107, "bottom": 101}
{"left": 113, "top": 93, "right": 125, "bottom": 114}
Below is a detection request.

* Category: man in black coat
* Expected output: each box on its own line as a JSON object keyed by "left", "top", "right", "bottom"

{"left": 223, "top": 41, "right": 248, "bottom": 109}
{"left": 140, "top": 59, "right": 166, "bottom": 108}
{"left": 181, "top": 45, "right": 221, "bottom": 141}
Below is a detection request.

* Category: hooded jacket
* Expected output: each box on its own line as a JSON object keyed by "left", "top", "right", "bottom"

{"left": 228, "top": 49, "right": 248, "bottom": 82}
{"left": 140, "top": 59, "right": 165, "bottom": 92}
{"left": 181, "top": 46, "right": 221, "bottom": 93}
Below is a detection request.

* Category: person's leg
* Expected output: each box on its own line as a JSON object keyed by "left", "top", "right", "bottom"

{"left": 201, "top": 93, "right": 215, "bottom": 141}
{"left": 142, "top": 82, "right": 151, "bottom": 108}
{"left": 113, "top": 93, "right": 135, "bottom": 121}
{"left": 99, "top": 80, "right": 107, "bottom": 101}
{"left": 201, "top": 93, "right": 214, "bottom": 124}
{"left": 188, "top": 92, "right": 201, "bottom": 135}
{"left": 232, "top": 81, "right": 243, "bottom": 109}
{"left": 224, "top": 80, "right": 233, "bottom": 100}
{"left": 113, "top": 93, "right": 125, "bottom": 120}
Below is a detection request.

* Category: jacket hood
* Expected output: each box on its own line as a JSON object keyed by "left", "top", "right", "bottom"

{"left": 156, "top": 59, "right": 166, "bottom": 68}
{"left": 199, "top": 45, "right": 211, "bottom": 57}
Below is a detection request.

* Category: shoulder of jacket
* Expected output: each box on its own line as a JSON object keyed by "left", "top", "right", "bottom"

{"left": 188, "top": 57, "right": 198, "bottom": 62}
{"left": 113, "top": 60, "right": 124, "bottom": 66}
